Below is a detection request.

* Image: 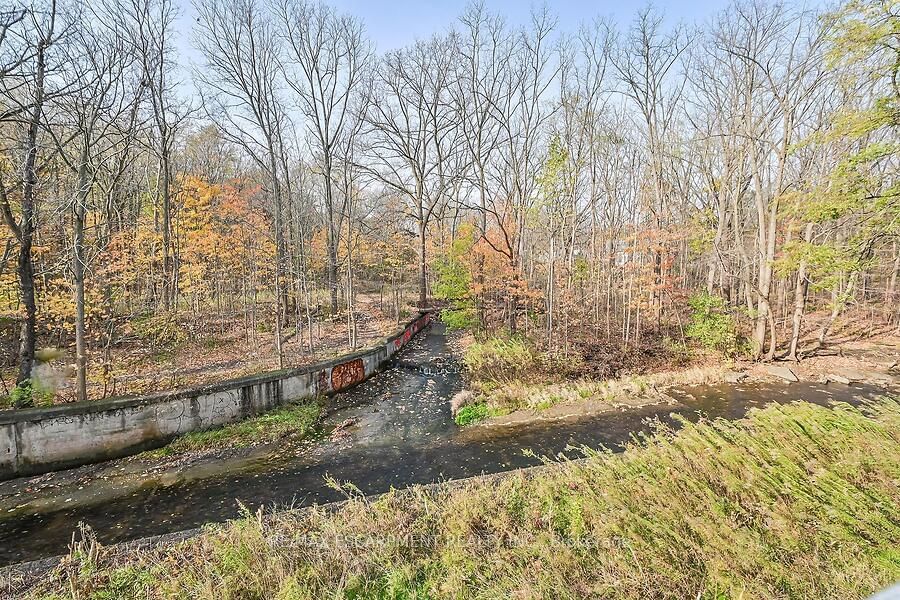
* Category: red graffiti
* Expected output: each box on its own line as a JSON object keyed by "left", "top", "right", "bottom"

{"left": 330, "top": 358, "right": 365, "bottom": 391}
{"left": 391, "top": 313, "right": 431, "bottom": 353}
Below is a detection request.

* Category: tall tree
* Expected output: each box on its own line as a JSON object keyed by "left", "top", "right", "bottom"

{"left": 45, "top": 2, "right": 139, "bottom": 401}
{"left": 0, "top": 2, "right": 58, "bottom": 388}
{"left": 363, "top": 33, "right": 466, "bottom": 307}
{"left": 274, "top": 0, "right": 371, "bottom": 315}
{"left": 121, "top": 0, "right": 188, "bottom": 310}
{"left": 195, "top": 0, "right": 291, "bottom": 366}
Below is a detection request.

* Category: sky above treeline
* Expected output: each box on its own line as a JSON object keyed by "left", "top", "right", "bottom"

{"left": 255, "top": 0, "right": 729, "bottom": 49}
{"left": 172, "top": 0, "right": 826, "bottom": 91}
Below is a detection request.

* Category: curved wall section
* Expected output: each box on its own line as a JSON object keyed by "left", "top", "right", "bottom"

{"left": 0, "top": 311, "right": 433, "bottom": 480}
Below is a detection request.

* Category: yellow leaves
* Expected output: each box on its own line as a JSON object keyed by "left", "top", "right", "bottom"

{"left": 38, "top": 278, "right": 106, "bottom": 339}
{"left": 177, "top": 177, "right": 275, "bottom": 300}
{"left": 0, "top": 272, "right": 19, "bottom": 315}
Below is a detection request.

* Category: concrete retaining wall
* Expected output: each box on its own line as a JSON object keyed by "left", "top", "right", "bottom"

{"left": 0, "top": 312, "right": 433, "bottom": 481}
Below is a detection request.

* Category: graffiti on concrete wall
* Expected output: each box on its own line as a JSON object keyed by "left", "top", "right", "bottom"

{"left": 391, "top": 312, "right": 432, "bottom": 354}
{"left": 330, "top": 358, "right": 365, "bottom": 391}
{"left": 3, "top": 312, "right": 432, "bottom": 479}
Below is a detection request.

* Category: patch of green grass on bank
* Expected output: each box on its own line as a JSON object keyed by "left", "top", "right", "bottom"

{"left": 35, "top": 398, "right": 900, "bottom": 599}
{"left": 144, "top": 399, "right": 322, "bottom": 458}
{"left": 454, "top": 401, "right": 511, "bottom": 426}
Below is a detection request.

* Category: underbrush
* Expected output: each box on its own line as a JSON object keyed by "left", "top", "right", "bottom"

{"left": 0, "top": 377, "right": 55, "bottom": 409}
{"left": 131, "top": 312, "right": 187, "bottom": 349}
{"left": 452, "top": 400, "right": 510, "bottom": 426}
{"left": 144, "top": 399, "right": 322, "bottom": 458}
{"left": 440, "top": 306, "right": 475, "bottom": 331}
{"left": 35, "top": 398, "right": 900, "bottom": 599}
{"left": 457, "top": 332, "right": 718, "bottom": 420}
{"left": 685, "top": 291, "right": 747, "bottom": 357}
{"left": 453, "top": 402, "right": 490, "bottom": 425}
{"left": 463, "top": 336, "right": 575, "bottom": 384}
{"left": 474, "top": 365, "right": 727, "bottom": 415}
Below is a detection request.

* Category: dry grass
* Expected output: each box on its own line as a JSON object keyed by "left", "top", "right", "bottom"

{"left": 470, "top": 365, "right": 727, "bottom": 417}
{"left": 26, "top": 397, "right": 900, "bottom": 599}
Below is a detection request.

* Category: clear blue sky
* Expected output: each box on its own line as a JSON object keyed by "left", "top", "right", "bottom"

{"left": 173, "top": 0, "right": 759, "bottom": 71}
{"left": 305, "top": 0, "right": 730, "bottom": 49}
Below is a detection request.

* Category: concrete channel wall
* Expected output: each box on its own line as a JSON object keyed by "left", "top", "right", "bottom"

{"left": 0, "top": 312, "right": 433, "bottom": 481}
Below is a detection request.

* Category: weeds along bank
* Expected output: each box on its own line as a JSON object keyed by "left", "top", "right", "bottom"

{"left": 0, "top": 313, "right": 432, "bottom": 479}
{"left": 444, "top": 291, "right": 744, "bottom": 425}
{"left": 19, "top": 398, "right": 900, "bottom": 599}
{"left": 449, "top": 322, "right": 725, "bottom": 426}
{"left": 446, "top": 298, "right": 900, "bottom": 426}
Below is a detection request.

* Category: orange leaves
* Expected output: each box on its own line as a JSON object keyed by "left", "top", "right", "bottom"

{"left": 0, "top": 272, "right": 19, "bottom": 316}
{"left": 177, "top": 176, "right": 274, "bottom": 299}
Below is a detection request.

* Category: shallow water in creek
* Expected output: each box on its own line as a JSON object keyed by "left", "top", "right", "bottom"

{"left": 0, "top": 322, "right": 890, "bottom": 566}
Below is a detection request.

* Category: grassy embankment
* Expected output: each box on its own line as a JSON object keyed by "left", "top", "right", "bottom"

{"left": 28, "top": 397, "right": 900, "bottom": 599}
{"left": 454, "top": 336, "right": 722, "bottom": 425}
{"left": 143, "top": 399, "right": 322, "bottom": 458}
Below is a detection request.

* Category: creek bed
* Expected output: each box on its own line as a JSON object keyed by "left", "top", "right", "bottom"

{"left": 0, "top": 322, "right": 890, "bottom": 566}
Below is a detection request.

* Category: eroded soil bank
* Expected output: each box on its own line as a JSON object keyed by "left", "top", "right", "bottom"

{"left": 0, "top": 321, "right": 895, "bottom": 567}
{"left": 460, "top": 337, "right": 899, "bottom": 427}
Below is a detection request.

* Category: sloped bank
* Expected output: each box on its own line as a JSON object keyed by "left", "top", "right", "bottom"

{"left": 0, "top": 312, "right": 432, "bottom": 480}
{"left": 11, "top": 398, "right": 900, "bottom": 599}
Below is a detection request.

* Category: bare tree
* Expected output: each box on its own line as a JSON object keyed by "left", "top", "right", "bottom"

{"left": 453, "top": 2, "right": 513, "bottom": 323}
{"left": 614, "top": 7, "right": 691, "bottom": 332}
{"left": 0, "top": 2, "right": 59, "bottom": 387}
{"left": 717, "top": 1, "right": 827, "bottom": 359}
{"left": 274, "top": 0, "right": 371, "bottom": 315}
{"left": 119, "top": 0, "right": 189, "bottom": 310}
{"left": 43, "top": 2, "right": 140, "bottom": 401}
{"left": 363, "top": 33, "right": 467, "bottom": 307}
{"left": 194, "top": 0, "right": 291, "bottom": 366}
{"left": 486, "top": 8, "right": 562, "bottom": 332}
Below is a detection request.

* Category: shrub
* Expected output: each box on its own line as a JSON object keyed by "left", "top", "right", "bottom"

{"left": 433, "top": 226, "right": 477, "bottom": 331}
{"left": 685, "top": 292, "right": 743, "bottom": 357}
{"left": 464, "top": 336, "right": 540, "bottom": 383}
{"left": 131, "top": 313, "right": 186, "bottom": 349}
{"left": 454, "top": 402, "right": 489, "bottom": 426}
{"left": 441, "top": 306, "right": 475, "bottom": 331}
{"left": 4, "top": 378, "right": 54, "bottom": 409}
{"left": 432, "top": 227, "right": 474, "bottom": 302}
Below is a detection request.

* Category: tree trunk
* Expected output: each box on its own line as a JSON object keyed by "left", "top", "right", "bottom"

{"left": 160, "top": 149, "right": 172, "bottom": 311}
{"left": 886, "top": 241, "right": 899, "bottom": 321}
{"left": 323, "top": 156, "right": 339, "bottom": 315}
{"left": 418, "top": 214, "right": 427, "bottom": 307}
{"left": 16, "top": 33, "right": 48, "bottom": 386}
{"left": 16, "top": 229, "right": 37, "bottom": 385}
{"left": 73, "top": 156, "right": 90, "bottom": 402}
{"left": 787, "top": 222, "right": 814, "bottom": 361}
{"left": 266, "top": 143, "right": 285, "bottom": 369}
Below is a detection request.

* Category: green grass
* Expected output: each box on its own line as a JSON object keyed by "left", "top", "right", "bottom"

{"left": 33, "top": 398, "right": 900, "bottom": 599}
{"left": 454, "top": 402, "right": 490, "bottom": 425}
{"left": 144, "top": 399, "right": 322, "bottom": 458}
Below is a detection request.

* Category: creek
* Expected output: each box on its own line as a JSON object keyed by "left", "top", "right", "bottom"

{"left": 0, "top": 321, "right": 889, "bottom": 566}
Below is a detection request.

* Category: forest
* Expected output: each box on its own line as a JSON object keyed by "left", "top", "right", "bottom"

{"left": 0, "top": 0, "right": 897, "bottom": 406}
